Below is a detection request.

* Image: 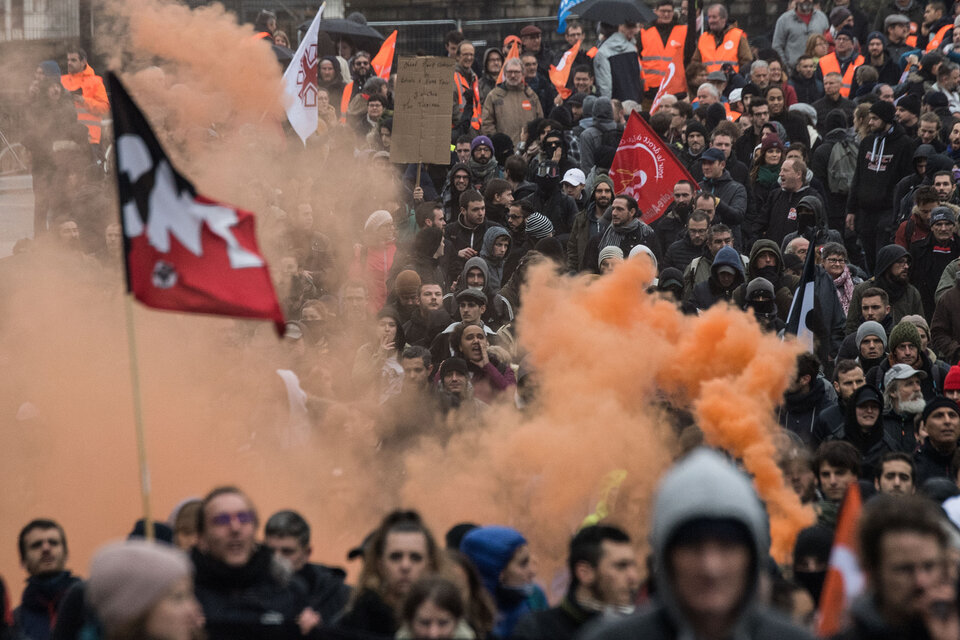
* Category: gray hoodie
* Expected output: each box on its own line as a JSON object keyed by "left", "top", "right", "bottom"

{"left": 479, "top": 226, "right": 511, "bottom": 294}
{"left": 580, "top": 449, "right": 813, "bottom": 640}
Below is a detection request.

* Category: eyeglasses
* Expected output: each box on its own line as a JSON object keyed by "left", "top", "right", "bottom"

{"left": 210, "top": 511, "right": 256, "bottom": 526}
{"left": 824, "top": 257, "right": 845, "bottom": 264}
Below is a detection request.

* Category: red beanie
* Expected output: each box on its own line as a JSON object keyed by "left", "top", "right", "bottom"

{"left": 945, "top": 366, "right": 960, "bottom": 391}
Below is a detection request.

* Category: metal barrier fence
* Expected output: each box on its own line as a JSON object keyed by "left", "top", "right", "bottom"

{"left": 368, "top": 16, "right": 573, "bottom": 58}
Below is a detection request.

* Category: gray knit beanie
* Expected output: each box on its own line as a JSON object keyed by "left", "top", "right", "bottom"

{"left": 856, "top": 320, "right": 888, "bottom": 350}
{"left": 87, "top": 540, "right": 192, "bottom": 629}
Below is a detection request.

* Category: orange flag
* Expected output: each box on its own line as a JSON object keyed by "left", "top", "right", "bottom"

{"left": 549, "top": 38, "right": 581, "bottom": 100}
{"left": 816, "top": 484, "right": 865, "bottom": 637}
{"left": 497, "top": 40, "right": 520, "bottom": 84}
{"left": 371, "top": 30, "right": 397, "bottom": 80}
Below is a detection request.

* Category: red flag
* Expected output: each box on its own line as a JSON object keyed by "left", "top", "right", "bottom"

{"left": 371, "top": 30, "right": 397, "bottom": 80}
{"left": 610, "top": 111, "right": 698, "bottom": 225}
{"left": 107, "top": 72, "right": 285, "bottom": 334}
{"left": 549, "top": 38, "right": 581, "bottom": 100}
{"left": 498, "top": 39, "right": 521, "bottom": 84}
{"left": 816, "top": 484, "right": 865, "bottom": 637}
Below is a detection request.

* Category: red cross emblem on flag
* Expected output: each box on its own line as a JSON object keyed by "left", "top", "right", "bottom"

{"left": 296, "top": 44, "right": 318, "bottom": 107}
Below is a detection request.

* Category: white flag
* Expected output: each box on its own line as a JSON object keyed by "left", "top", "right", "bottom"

{"left": 282, "top": 4, "right": 325, "bottom": 143}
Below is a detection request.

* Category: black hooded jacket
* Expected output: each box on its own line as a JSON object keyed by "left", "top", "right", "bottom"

{"left": 847, "top": 122, "right": 917, "bottom": 216}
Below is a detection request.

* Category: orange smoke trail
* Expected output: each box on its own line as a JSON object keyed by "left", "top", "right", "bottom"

{"left": 403, "top": 258, "right": 814, "bottom": 568}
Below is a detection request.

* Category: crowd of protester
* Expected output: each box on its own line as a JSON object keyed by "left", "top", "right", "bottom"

{"left": 20, "top": 0, "right": 960, "bottom": 637}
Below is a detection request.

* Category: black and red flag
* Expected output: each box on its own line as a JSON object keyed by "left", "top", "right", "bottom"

{"left": 108, "top": 72, "right": 285, "bottom": 333}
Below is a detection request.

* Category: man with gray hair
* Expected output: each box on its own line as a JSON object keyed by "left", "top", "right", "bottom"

{"left": 691, "top": 3, "right": 753, "bottom": 73}
{"left": 773, "top": 1, "right": 829, "bottom": 68}
{"left": 880, "top": 364, "right": 926, "bottom": 452}
{"left": 264, "top": 510, "right": 351, "bottom": 624}
{"left": 481, "top": 57, "right": 544, "bottom": 142}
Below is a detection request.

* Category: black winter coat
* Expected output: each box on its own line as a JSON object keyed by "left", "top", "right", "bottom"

{"left": 192, "top": 546, "right": 307, "bottom": 640}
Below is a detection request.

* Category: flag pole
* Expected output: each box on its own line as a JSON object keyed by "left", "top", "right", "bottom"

{"left": 123, "top": 294, "right": 155, "bottom": 541}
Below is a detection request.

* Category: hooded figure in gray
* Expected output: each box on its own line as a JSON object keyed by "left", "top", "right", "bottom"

{"left": 581, "top": 448, "right": 812, "bottom": 640}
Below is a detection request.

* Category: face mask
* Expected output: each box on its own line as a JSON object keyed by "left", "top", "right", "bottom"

{"left": 757, "top": 265, "right": 779, "bottom": 282}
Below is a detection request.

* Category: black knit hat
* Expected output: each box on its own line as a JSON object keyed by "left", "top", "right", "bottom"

{"left": 438, "top": 357, "right": 469, "bottom": 378}
{"left": 870, "top": 99, "right": 896, "bottom": 124}
{"left": 921, "top": 396, "right": 960, "bottom": 423}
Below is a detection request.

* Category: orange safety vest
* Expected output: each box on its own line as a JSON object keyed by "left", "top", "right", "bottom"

{"left": 339, "top": 83, "right": 353, "bottom": 124}
{"left": 926, "top": 23, "right": 952, "bottom": 51}
{"left": 454, "top": 71, "right": 481, "bottom": 131}
{"left": 906, "top": 21, "right": 919, "bottom": 48}
{"left": 60, "top": 65, "right": 108, "bottom": 145}
{"left": 724, "top": 102, "right": 741, "bottom": 121}
{"left": 818, "top": 52, "right": 864, "bottom": 98}
{"left": 641, "top": 25, "right": 688, "bottom": 94}
{"left": 697, "top": 27, "right": 744, "bottom": 73}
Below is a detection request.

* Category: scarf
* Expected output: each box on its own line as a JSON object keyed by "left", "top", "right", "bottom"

{"left": 598, "top": 218, "right": 641, "bottom": 249}
{"left": 834, "top": 265, "right": 855, "bottom": 315}
{"left": 468, "top": 156, "right": 499, "bottom": 184}
{"left": 756, "top": 164, "right": 780, "bottom": 188}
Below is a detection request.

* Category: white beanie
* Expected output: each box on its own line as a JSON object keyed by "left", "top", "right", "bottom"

{"left": 363, "top": 209, "right": 393, "bottom": 233}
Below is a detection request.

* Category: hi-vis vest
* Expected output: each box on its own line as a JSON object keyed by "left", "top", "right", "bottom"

{"left": 339, "top": 83, "right": 353, "bottom": 124}
{"left": 641, "top": 25, "right": 688, "bottom": 94}
{"left": 818, "top": 52, "right": 864, "bottom": 98}
{"left": 455, "top": 71, "right": 481, "bottom": 131}
{"left": 927, "top": 23, "right": 952, "bottom": 51}
{"left": 724, "top": 102, "right": 741, "bottom": 121}
{"left": 697, "top": 27, "right": 744, "bottom": 73}
{"left": 906, "top": 21, "right": 919, "bottom": 47}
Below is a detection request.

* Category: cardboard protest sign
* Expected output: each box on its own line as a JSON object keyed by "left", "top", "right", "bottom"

{"left": 391, "top": 56, "right": 455, "bottom": 165}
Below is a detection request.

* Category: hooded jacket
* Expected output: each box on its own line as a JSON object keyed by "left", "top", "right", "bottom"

{"left": 579, "top": 449, "right": 811, "bottom": 640}
{"left": 847, "top": 121, "right": 917, "bottom": 216}
{"left": 578, "top": 98, "right": 623, "bottom": 175}
{"left": 891, "top": 143, "right": 936, "bottom": 222}
{"left": 734, "top": 240, "right": 799, "bottom": 321}
{"left": 567, "top": 175, "right": 614, "bottom": 272}
{"left": 460, "top": 527, "right": 546, "bottom": 639}
{"left": 593, "top": 32, "right": 642, "bottom": 102}
{"left": 687, "top": 246, "right": 746, "bottom": 312}
{"left": 781, "top": 194, "right": 844, "bottom": 249}
{"left": 479, "top": 225, "right": 512, "bottom": 294}
{"left": 773, "top": 8, "right": 831, "bottom": 67}
{"left": 700, "top": 169, "right": 748, "bottom": 243}
{"left": 845, "top": 244, "right": 925, "bottom": 334}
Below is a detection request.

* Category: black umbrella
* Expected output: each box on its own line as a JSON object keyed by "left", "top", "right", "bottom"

{"left": 299, "top": 12, "right": 384, "bottom": 54}
{"left": 575, "top": 0, "right": 655, "bottom": 24}
{"left": 271, "top": 43, "right": 294, "bottom": 68}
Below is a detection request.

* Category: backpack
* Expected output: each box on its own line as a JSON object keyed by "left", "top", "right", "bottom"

{"left": 827, "top": 136, "right": 858, "bottom": 195}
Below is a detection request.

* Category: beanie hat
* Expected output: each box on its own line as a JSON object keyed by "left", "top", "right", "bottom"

{"left": 926, "top": 90, "right": 950, "bottom": 108}
{"left": 87, "top": 540, "right": 192, "bottom": 630}
{"left": 869, "top": 99, "right": 896, "bottom": 124}
{"left": 628, "top": 243, "right": 658, "bottom": 273}
{"left": 945, "top": 365, "right": 960, "bottom": 391}
{"left": 39, "top": 60, "right": 61, "bottom": 80}
{"left": 582, "top": 95, "right": 597, "bottom": 118}
{"left": 760, "top": 133, "right": 785, "bottom": 155}
{"left": 470, "top": 135, "right": 494, "bottom": 152}
{"left": 364, "top": 209, "right": 394, "bottom": 233}
{"left": 394, "top": 270, "right": 421, "bottom": 297}
{"left": 525, "top": 212, "right": 554, "bottom": 241}
{"left": 866, "top": 31, "right": 887, "bottom": 46}
{"left": 460, "top": 526, "right": 527, "bottom": 595}
{"left": 888, "top": 321, "right": 921, "bottom": 353}
{"left": 875, "top": 243, "right": 908, "bottom": 276}
{"left": 836, "top": 26, "right": 857, "bottom": 41}
{"left": 856, "top": 321, "right": 887, "bottom": 350}
{"left": 658, "top": 267, "right": 683, "bottom": 290}
{"left": 438, "top": 357, "right": 469, "bottom": 379}
{"left": 897, "top": 93, "right": 921, "bottom": 116}
{"left": 598, "top": 245, "right": 624, "bottom": 268}
{"left": 824, "top": 108, "right": 849, "bottom": 131}
{"left": 685, "top": 119, "right": 707, "bottom": 139}
{"left": 922, "top": 396, "right": 960, "bottom": 423}
{"left": 745, "top": 277, "right": 775, "bottom": 300}
{"left": 793, "top": 526, "right": 833, "bottom": 565}
{"left": 830, "top": 6, "right": 852, "bottom": 27}
{"left": 900, "top": 314, "right": 931, "bottom": 337}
